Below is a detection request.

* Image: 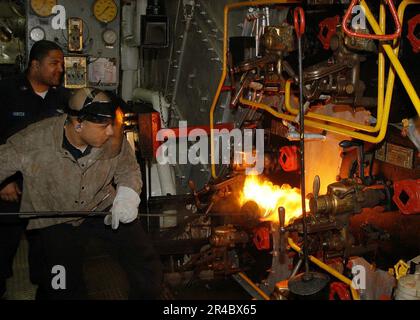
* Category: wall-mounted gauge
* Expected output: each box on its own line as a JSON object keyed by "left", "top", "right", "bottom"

{"left": 102, "top": 29, "right": 117, "bottom": 46}
{"left": 93, "top": 0, "right": 118, "bottom": 24}
{"left": 29, "top": 27, "right": 45, "bottom": 42}
{"left": 30, "top": 0, "right": 57, "bottom": 17}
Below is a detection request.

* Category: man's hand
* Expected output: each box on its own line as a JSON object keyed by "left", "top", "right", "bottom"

{"left": 104, "top": 186, "right": 140, "bottom": 230}
{"left": 0, "top": 182, "right": 22, "bottom": 202}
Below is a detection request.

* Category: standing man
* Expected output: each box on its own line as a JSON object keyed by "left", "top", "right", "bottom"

{"left": 0, "top": 40, "right": 68, "bottom": 297}
{"left": 0, "top": 88, "right": 162, "bottom": 299}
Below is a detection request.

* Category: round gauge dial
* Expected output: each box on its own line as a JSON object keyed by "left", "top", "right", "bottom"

{"left": 30, "top": 27, "right": 45, "bottom": 42}
{"left": 93, "top": 0, "right": 118, "bottom": 23}
{"left": 102, "top": 29, "right": 117, "bottom": 46}
{"left": 30, "top": 0, "right": 57, "bottom": 17}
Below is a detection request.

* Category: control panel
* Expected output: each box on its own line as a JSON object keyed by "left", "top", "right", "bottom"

{"left": 26, "top": 0, "right": 121, "bottom": 91}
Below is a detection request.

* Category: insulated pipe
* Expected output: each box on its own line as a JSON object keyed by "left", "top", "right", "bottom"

{"left": 133, "top": 88, "right": 170, "bottom": 125}
{"left": 132, "top": 88, "right": 177, "bottom": 196}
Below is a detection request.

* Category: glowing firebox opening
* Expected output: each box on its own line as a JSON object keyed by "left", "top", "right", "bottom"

{"left": 240, "top": 175, "right": 308, "bottom": 226}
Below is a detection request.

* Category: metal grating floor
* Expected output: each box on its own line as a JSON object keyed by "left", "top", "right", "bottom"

{"left": 4, "top": 237, "right": 130, "bottom": 300}
{"left": 5, "top": 236, "right": 36, "bottom": 300}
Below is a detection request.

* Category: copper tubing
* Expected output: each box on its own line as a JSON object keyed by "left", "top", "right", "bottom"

{"left": 342, "top": 0, "right": 401, "bottom": 40}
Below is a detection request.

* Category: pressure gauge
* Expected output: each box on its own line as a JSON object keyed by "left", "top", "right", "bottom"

{"left": 93, "top": 0, "right": 118, "bottom": 23}
{"left": 30, "top": 27, "right": 45, "bottom": 42}
{"left": 102, "top": 29, "right": 117, "bottom": 46}
{"left": 30, "top": 0, "right": 57, "bottom": 17}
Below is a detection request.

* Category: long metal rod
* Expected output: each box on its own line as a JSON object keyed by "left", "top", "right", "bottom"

{"left": 0, "top": 211, "right": 250, "bottom": 218}
{"left": 295, "top": 7, "right": 309, "bottom": 275}
{"left": 0, "top": 211, "right": 110, "bottom": 218}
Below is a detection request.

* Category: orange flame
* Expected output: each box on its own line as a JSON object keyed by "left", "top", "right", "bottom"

{"left": 240, "top": 175, "right": 308, "bottom": 225}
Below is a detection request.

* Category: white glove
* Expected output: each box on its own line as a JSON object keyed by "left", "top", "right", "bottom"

{"left": 104, "top": 186, "right": 140, "bottom": 230}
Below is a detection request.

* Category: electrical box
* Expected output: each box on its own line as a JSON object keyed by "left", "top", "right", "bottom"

{"left": 26, "top": 0, "right": 121, "bottom": 90}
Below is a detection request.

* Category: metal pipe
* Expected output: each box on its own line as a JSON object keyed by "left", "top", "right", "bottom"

{"left": 210, "top": 0, "right": 419, "bottom": 177}
{"left": 360, "top": 0, "right": 420, "bottom": 114}
{"left": 209, "top": 0, "right": 300, "bottom": 179}
{"left": 281, "top": 1, "right": 418, "bottom": 138}
{"left": 289, "top": 258, "right": 303, "bottom": 279}
{"left": 283, "top": 5, "right": 386, "bottom": 136}
{"left": 236, "top": 271, "right": 271, "bottom": 300}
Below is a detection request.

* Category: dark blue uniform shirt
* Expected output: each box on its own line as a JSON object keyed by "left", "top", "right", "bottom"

{"left": 0, "top": 73, "right": 70, "bottom": 187}
{"left": 0, "top": 73, "right": 70, "bottom": 144}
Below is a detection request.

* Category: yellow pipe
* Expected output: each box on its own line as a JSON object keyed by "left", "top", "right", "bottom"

{"left": 361, "top": 0, "right": 420, "bottom": 114}
{"left": 377, "top": 1, "right": 386, "bottom": 128}
{"left": 278, "top": 0, "right": 418, "bottom": 142}
{"left": 210, "top": 0, "right": 300, "bottom": 179}
{"left": 210, "top": 0, "right": 419, "bottom": 178}
{"left": 237, "top": 272, "right": 271, "bottom": 300}
{"left": 288, "top": 237, "right": 360, "bottom": 300}
{"left": 238, "top": 7, "right": 398, "bottom": 142}
{"left": 283, "top": 3, "right": 386, "bottom": 133}
{"left": 283, "top": 80, "right": 385, "bottom": 132}
{"left": 240, "top": 83, "right": 393, "bottom": 143}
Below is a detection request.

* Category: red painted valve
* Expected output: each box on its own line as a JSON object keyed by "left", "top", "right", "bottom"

{"left": 279, "top": 146, "right": 299, "bottom": 172}
{"left": 329, "top": 282, "right": 351, "bottom": 300}
{"left": 253, "top": 227, "right": 270, "bottom": 250}
{"left": 407, "top": 14, "right": 420, "bottom": 53}
{"left": 393, "top": 179, "right": 420, "bottom": 215}
{"left": 318, "top": 16, "right": 340, "bottom": 50}
{"left": 294, "top": 7, "right": 305, "bottom": 39}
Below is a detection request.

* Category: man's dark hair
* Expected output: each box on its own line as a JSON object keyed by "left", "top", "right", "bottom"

{"left": 28, "top": 40, "right": 63, "bottom": 67}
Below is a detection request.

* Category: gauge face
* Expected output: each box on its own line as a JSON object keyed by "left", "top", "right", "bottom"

{"left": 30, "top": 27, "right": 45, "bottom": 41}
{"left": 30, "top": 0, "right": 57, "bottom": 17}
{"left": 102, "top": 29, "right": 117, "bottom": 46}
{"left": 93, "top": 0, "right": 118, "bottom": 23}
